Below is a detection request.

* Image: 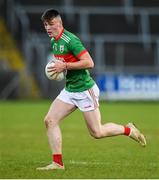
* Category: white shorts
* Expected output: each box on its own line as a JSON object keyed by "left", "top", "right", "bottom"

{"left": 57, "top": 84, "right": 100, "bottom": 112}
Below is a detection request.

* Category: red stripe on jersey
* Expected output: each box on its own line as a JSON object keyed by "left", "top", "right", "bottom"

{"left": 54, "top": 50, "right": 87, "bottom": 62}
{"left": 77, "top": 50, "right": 87, "bottom": 58}
{"left": 54, "top": 53, "right": 78, "bottom": 62}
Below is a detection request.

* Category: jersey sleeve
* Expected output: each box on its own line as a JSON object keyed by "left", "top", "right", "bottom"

{"left": 68, "top": 35, "right": 87, "bottom": 58}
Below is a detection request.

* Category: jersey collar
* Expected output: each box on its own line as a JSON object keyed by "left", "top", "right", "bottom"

{"left": 54, "top": 28, "right": 64, "bottom": 41}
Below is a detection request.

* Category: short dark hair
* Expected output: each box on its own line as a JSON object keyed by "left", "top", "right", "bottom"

{"left": 41, "top": 9, "right": 60, "bottom": 22}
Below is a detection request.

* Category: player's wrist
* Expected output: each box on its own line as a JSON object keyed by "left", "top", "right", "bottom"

{"left": 64, "top": 62, "right": 67, "bottom": 70}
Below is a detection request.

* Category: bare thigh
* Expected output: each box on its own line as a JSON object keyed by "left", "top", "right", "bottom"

{"left": 45, "top": 98, "right": 77, "bottom": 126}
{"left": 83, "top": 108, "right": 102, "bottom": 134}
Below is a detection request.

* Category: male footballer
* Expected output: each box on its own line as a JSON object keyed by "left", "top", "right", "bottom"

{"left": 37, "top": 9, "right": 146, "bottom": 170}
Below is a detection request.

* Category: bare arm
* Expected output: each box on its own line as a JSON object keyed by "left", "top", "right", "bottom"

{"left": 66, "top": 52, "right": 94, "bottom": 70}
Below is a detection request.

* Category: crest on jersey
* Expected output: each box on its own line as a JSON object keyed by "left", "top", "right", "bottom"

{"left": 53, "top": 43, "right": 57, "bottom": 51}
{"left": 60, "top": 45, "right": 64, "bottom": 53}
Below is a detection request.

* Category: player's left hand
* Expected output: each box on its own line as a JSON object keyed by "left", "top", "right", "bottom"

{"left": 53, "top": 61, "right": 66, "bottom": 73}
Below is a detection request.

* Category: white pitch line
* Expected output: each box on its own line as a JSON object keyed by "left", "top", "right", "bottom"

{"left": 67, "top": 160, "right": 109, "bottom": 165}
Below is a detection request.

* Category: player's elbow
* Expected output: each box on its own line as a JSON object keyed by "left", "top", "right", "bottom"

{"left": 81, "top": 52, "right": 94, "bottom": 69}
{"left": 88, "top": 60, "right": 94, "bottom": 69}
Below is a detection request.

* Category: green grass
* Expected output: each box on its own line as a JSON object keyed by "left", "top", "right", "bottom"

{"left": 0, "top": 100, "right": 159, "bottom": 178}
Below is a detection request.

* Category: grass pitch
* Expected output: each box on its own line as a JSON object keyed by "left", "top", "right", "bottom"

{"left": 0, "top": 100, "right": 159, "bottom": 178}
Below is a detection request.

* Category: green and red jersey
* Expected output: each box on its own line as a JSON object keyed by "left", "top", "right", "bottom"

{"left": 50, "top": 29, "right": 95, "bottom": 92}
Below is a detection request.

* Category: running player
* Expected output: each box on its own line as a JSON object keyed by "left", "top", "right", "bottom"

{"left": 37, "top": 9, "right": 146, "bottom": 170}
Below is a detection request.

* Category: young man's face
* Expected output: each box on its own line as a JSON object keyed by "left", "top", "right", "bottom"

{"left": 43, "top": 17, "right": 62, "bottom": 38}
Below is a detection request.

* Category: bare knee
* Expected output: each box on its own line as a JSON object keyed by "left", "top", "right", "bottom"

{"left": 90, "top": 129, "right": 103, "bottom": 139}
{"left": 44, "top": 115, "right": 57, "bottom": 129}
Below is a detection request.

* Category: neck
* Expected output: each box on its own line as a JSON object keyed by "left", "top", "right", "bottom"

{"left": 54, "top": 27, "right": 64, "bottom": 41}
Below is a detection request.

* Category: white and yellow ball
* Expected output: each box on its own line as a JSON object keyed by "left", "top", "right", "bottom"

{"left": 45, "top": 61, "right": 64, "bottom": 81}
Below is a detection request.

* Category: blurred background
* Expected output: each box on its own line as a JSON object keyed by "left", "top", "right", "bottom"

{"left": 0, "top": 0, "right": 159, "bottom": 101}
